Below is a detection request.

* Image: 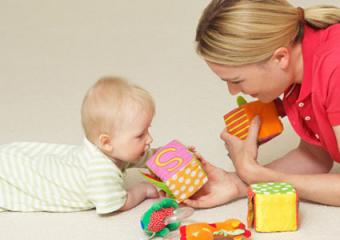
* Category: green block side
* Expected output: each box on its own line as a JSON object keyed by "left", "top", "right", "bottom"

{"left": 251, "top": 182, "right": 295, "bottom": 195}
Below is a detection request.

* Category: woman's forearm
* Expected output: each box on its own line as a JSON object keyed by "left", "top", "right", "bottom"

{"left": 238, "top": 140, "right": 339, "bottom": 205}
{"left": 254, "top": 166, "right": 340, "bottom": 206}
{"left": 265, "top": 140, "right": 333, "bottom": 174}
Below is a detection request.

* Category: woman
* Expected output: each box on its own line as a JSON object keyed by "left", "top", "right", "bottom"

{"left": 185, "top": 0, "right": 340, "bottom": 208}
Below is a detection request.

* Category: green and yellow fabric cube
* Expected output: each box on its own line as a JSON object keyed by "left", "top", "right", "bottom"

{"left": 247, "top": 182, "right": 298, "bottom": 232}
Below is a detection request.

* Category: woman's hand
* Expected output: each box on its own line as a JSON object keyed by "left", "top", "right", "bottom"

{"left": 187, "top": 145, "right": 206, "bottom": 163}
{"left": 220, "top": 116, "right": 261, "bottom": 184}
{"left": 183, "top": 160, "right": 247, "bottom": 208}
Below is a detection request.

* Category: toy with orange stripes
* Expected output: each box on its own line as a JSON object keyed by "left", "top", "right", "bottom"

{"left": 179, "top": 218, "right": 251, "bottom": 240}
{"left": 223, "top": 96, "right": 284, "bottom": 144}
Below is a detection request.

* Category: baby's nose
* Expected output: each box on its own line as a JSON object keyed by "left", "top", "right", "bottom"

{"left": 147, "top": 134, "right": 153, "bottom": 144}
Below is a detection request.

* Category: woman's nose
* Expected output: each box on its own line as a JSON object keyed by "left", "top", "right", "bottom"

{"left": 227, "top": 82, "right": 241, "bottom": 95}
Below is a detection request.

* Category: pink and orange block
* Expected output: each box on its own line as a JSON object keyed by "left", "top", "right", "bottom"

{"left": 142, "top": 140, "right": 208, "bottom": 202}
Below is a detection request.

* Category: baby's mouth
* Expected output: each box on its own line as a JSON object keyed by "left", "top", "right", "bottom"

{"left": 141, "top": 145, "right": 151, "bottom": 156}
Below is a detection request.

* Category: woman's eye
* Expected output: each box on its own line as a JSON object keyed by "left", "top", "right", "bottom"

{"left": 230, "top": 81, "right": 242, "bottom": 84}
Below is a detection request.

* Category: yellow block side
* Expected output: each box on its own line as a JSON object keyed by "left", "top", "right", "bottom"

{"left": 255, "top": 193, "right": 297, "bottom": 232}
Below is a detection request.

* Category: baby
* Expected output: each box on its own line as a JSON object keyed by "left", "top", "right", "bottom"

{"left": 0, "top": 76, "right": 159, "bottom": 214}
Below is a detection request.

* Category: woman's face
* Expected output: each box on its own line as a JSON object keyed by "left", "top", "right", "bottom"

{"left": 206, "top": 60, "right": 293, "bottom": 103}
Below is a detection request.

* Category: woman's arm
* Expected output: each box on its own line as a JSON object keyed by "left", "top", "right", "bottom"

{"left": 185, "top": 139, "right": 334, "bottom": 208}
{"left": 186, "top": 118, "right": 338, "bottom": 208}
{"left": 249, "top": 164, "right": 340, "bottom": 206}
{"left": 224, "top": 117, "right": 340, "bottom": 206}
{"left": 265, "top": 139, "right": 333, "bottom": 174}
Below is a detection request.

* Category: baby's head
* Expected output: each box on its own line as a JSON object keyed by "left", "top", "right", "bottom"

{"left": 81, "top": 76, "right": 155, "bottom": 163}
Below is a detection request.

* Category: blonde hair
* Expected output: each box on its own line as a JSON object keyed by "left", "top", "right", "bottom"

{"left": 196, "top": 0, "right": 340, "bottom": 66}
{"left": 81, "top": 76, "right": 155, "bottom": 143}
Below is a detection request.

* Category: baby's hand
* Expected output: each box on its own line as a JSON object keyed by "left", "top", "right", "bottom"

{"left": 141, "top": 182, "right": 159, "bottom": 199}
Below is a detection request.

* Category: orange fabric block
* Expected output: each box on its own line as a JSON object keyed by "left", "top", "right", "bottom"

{"left": 224, "top": 100, "right": 283, "bottom": 144}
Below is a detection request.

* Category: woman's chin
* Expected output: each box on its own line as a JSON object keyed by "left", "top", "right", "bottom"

{"left": 257, "top": 96, "right": 276, "bottom": 103}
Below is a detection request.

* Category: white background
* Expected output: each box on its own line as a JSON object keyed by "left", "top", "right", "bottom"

{"left": 1, "top": 1, "right": 340, "bottom": 239}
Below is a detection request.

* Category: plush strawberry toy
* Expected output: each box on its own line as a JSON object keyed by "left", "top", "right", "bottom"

{"left": 140, "top": 198, "right": 181, "bottom": 238}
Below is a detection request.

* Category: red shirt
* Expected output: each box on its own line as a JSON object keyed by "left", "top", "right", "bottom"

{"left": 283, "top": 24, "right": 340, "bottom": 162}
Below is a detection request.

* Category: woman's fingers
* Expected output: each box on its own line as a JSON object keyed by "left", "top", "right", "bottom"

{"left": 246, "top": 116, "right": 261, "bottom": 145}
{"left": 183, "top": 196, "right": 214, "bottom": 209}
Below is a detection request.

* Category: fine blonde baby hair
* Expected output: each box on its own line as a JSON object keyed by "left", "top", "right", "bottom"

{"left": 196, "top": 0, "right": 340, "bottom": 66}
{"left": 81, "top": 76, "right": 155, "bottom": 143}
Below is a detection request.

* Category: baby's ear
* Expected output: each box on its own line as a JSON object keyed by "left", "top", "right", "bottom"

{"left": 98, "top": 134, "right": 113, "bottom": 153}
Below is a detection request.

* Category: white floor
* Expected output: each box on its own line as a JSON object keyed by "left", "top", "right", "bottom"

{"left": 1, "top": 1, "right": 340, "bottom": 239}
{"left": 2, "top": 169, "right": 340, "bottom": 240}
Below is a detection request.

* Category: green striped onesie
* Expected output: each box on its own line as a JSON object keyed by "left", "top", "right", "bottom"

{"left": 0, "top": 138, "right": 150, "bottom": 214}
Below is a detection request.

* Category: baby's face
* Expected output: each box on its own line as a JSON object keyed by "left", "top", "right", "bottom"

{"left": 109, "top": 108, "right": 153, "bottom": 163}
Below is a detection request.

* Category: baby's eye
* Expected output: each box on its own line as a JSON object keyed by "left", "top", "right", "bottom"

{"left": 136, "top": 133, "right": 145, "bottom": 138}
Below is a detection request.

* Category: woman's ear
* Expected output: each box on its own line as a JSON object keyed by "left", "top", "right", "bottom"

{"left": 271, "top": 47, "right": 290, "bottom": 70}
{"left": 98, "top": 134, "right": 113, "bottom": 153}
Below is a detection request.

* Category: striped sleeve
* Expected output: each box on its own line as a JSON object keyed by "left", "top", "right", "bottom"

{"left": 86, "top": 160, "right": 127, "bottom": 214}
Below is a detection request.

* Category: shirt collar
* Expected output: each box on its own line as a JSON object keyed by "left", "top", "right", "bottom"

{"left": 295, "top": 25, "right": 321, "bottom": 102}
{"left": 83, "top": 137, "right": 101, "bottom": 154}
{"left": 83, "top": 138, "right": 128, "bottom": 173}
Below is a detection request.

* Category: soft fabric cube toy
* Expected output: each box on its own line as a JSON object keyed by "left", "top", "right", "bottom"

{"left": 247, "top": 182, "right": 299, "bottom": 232}
{"left": 224, "top": 97, "right": 284, "bottom": 144}
{"left": 179, "top": 218, "right": 251, "bottom": 240}
{"left": 142, "top": 140, "right": 208, "bottom": 202}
